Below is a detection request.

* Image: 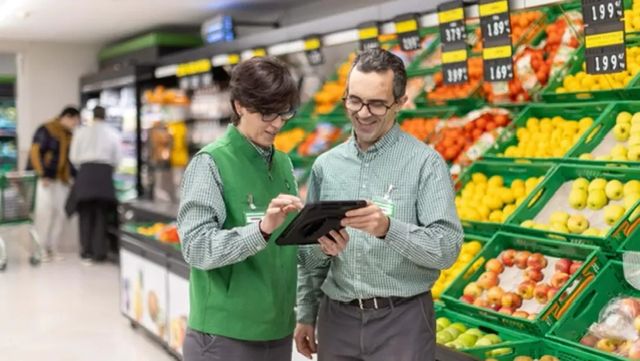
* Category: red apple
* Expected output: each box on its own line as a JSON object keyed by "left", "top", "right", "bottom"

{"left": 527, "top": 253, "right": 548, "bottom": 270}
{"left": 499, "top": 307, "right": 514, "bottom": 315}
{"left": 528, "top": 313, "right": 537, "bottom": 320}
{"left": 629, "top": 340, "right": 640, "bottom": 359}
{"left": 464, "top": 282, "right": 483, "bottom": 298}
{"left": 517, "top": 280, "right": 536, "bottom": 300}
{"left": 555, "top": 258, "right": 573, "bottom": 274}
{"left": 515, "top": 251, "right": 532, "bottom": 269}
{"left": 524, "top": 267, "right": 544, "bottom": 282}
{"left": 487, "top": 286, "right": 505, "bottom": 306}
{"left": 477, "top": 271, "right": 500, "bottom": 289}
{"left": 501, "top": 249, "right": 517, "bottom": 267}
{"left": 460, "top": 295, "right": 475, "bottom": 304}
{"left": 547, "top": 287, "right": 559, "bottom": 300}
{"left": 490, "top": 303, "right": 501, "bottom": 311}
{"left": 551, "top": 272, "right": 570, "bottom": 288}
{"left": 619, "top": 298, "right": 640, "bottom": 318}
{"left": 501, "top": 292, "right": 523, "bottom": 309}
{"left": 485, "top": 258, "right": 505, "bottom": 274}
{"left": 473, "top": 297, "right": 490, "bottom": 308}
{"left": 580, "top": 334, "right": 599, "bottom": 347}
{"left": 535, "top": 283, "right": 551, "bottom": 304}
{"left": 570, "top": 261, "right": 583, "bottom": 275}
{"left": 512, "top": 310, "right": 529, "bottom": 318}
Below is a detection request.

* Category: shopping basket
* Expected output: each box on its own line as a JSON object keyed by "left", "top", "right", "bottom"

{"left": 0, "top": 171, "right": 42, "bottom": 270}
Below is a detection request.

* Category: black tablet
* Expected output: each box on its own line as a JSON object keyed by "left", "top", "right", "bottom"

{"left": 273, "top": 200, "right": 367, "bottom": 246}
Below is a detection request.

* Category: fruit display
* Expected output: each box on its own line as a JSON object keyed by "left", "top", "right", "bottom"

{"left": 402, "top": 76, "right": 427, "bottom": 110}
{"left": 577, "top": 108, "right": 640, "bottom": 162}
{"left": 432, "top": 239, "right": 484, "bottom": 299}
{"left": 274, "top": 127, "right": 307, "bottom": 153}
{"left": 436, "top": 315, "right": 508, "bottom": 352}
{"left": 626, "top": 0, "right": 640, "bottom": 33}
{"left": 432, "top": 109, "right": 512, "bottom": 165}
{"left": 427, "top": 58, "right": 483, "bottom": 102}
{"left": 143, "top": 86, "right": 190, "bottom": 105}
{"left": 455, "top": 166, "right": 545, "bottom": 225}
{"left": 312, "top": 54, "right": 355, "bottom": 115}
{"left": 400, "top": 117, "right": 441, "bottom": 142}
{"left": 136, "top": 223, "right": 180, "bottom": 244}
{"left": 472, "top": 11, "right": 545, "bottom": 53}
{"left": 486, "top": 355, "right": 560, "bottom": 361}
{"left": 297, "top": 122, "right": 345, "bottom": 157}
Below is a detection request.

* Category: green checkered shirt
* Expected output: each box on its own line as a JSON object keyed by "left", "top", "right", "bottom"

{"left": 297, "top": 123, "right": 463, "bottom": 324}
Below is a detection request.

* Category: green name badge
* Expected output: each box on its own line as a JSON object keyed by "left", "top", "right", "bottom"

{"left": 245, "top": 211, "right": 265, "bottom": 225}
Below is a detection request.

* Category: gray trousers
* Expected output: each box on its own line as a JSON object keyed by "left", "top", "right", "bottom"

{"left": 183, "top": 328, "right": 292, "bottom": 361}
{"left": 317, "top": 292, "right": 435, "bottom": 361}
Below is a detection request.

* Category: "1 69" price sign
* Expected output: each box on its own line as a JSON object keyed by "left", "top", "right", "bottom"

{"left": 483, "top": 40, "right": 514, "bottom": 82}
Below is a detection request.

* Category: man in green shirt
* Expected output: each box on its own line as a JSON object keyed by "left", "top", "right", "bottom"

{"left": 178, "top": 57, "right": 319, "bottom": 361}
{"left": 295, "top": 48, "right": 463, "bottom": 361}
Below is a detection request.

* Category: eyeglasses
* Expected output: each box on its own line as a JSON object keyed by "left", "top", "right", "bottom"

{"left": 343, "top": 97, "right": 396, "bottom": 116}
{"left": 260, "top": 109, "right": 297, "bottom": 122}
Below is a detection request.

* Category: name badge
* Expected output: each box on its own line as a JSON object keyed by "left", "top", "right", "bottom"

{"left": 245, "top": 211, "right": 265, "bottom": 225}
{"left": 373, "top": 196, "right": 395, "bottom": 217}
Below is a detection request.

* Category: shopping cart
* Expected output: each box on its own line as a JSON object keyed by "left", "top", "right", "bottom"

{"left": 0, "top": 171, "right": 42, "bottom": 271}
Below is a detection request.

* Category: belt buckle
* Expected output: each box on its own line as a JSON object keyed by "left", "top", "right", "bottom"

{"left": 358, "top": 298, "right": 364, "bottom": 310}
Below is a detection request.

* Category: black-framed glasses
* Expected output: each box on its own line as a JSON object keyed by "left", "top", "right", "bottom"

{"left": 342, "top": 97, "right": 396, "bottom": 116}
{"left": 260, "top": 109, "right": 297, "bottom": 122}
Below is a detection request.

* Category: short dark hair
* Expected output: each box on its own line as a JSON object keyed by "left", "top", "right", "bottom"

{"left": 230, "top": 57, "right": 299, "bottom": 125}
{"left": 59, "top": 106, "right": 80, "bottom": 119}
{"left": 350, "top": 48, "right": 407, "bottom": 100}
{"left": 93, "top": 106, "right": 106, "bottom": 120}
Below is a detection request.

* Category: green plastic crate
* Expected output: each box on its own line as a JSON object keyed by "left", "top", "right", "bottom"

{"left": 483, "top": 102, "right": 610, "bottom": 163}
{"left": 455, "top": 161, "right": 556, "bottom": 236}
{"left": 548, "top": 260, "right": 640, "bottom": 361}
{"left": 505, "top": 163, "right": 640, "bottom": 252}
{"left": 542, "top": 38, "right": 640, "bottom": 103}
{"left": 441, "top": 231, "right": 606, "bottom": 336}
{"left": 435, "top": 308, "right": 538, "bottom": 359}
{"left": 565, "top": 101, "right": 640, "bottom": 166}
{"left": 477, "top": 339, "right": 612, "bottom": 361}
{"left": 398, "top": 107, "right": 457, "bottom": 122}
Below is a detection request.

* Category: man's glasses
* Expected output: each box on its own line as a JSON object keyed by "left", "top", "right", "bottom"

{"left": 343, "top": 97, "right": 396, "bottom": 116}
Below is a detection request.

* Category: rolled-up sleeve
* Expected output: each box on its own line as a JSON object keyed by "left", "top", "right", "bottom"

{"left": 177, "top": 154, "right": 268, "bottom": 271}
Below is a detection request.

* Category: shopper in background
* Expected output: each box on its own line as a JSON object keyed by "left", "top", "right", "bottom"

{"left": 178, "top": 57, "right": 311, "bottom": 361}
{"left": 295, "top": 48, "right": 464, "bottom": 361}
{"left": 67, "top": 106, "right": 122, "bottom": 265}
{"left": 27, "top": 106, "right": 80, "bottom": 262}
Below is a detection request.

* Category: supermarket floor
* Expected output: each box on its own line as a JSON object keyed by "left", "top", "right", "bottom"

{"left": 0, "top": 228, "right": 312, "bottom": 361}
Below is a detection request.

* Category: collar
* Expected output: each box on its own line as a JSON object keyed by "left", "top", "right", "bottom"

{"left": 350, "top": 122, "right": 400, "bottom": 157}
{"left": 226, "top": 125, "right": 274, "bottom": 163}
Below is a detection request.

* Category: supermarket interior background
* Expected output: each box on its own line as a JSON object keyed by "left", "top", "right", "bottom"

{"left": 2, "top": 0, "right": 640, "bottom": 360}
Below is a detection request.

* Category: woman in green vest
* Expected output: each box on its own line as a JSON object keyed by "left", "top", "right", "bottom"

{"left": 177, "top": 57, "right": 323, "bottom": 361}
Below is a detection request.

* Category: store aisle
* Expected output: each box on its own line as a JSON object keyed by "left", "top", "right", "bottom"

{"left": 0, "top": 227, "right": 314, "bottom": 361}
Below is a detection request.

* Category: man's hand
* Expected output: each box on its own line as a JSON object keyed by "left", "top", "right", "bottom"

{"left": 294, "top": 323, "right": 317, "bottom": 359}
{"left": 341, "top": 201, "right": 390, "bottom": 238}
{"left": 318, "top": 229, "right": 349, "bottom": 256}
{"left": 259, "top": 194, "right": 303, "bottom": 234}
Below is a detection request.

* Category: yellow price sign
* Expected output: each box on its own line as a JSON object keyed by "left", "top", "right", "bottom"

{"left": 304, "top": 38, "right": 321, "bottom": 51}
{"left": 176, "top": 59, "right": 211, "bottom": 77}
{"left": 479, "top": 0, "right": 508, "bottom": 17}
{"left": 395, "top": 19, "right": 418, "bottom": 34}
{"left": 442, "top": 49, "right": 468, "bottom": 64}
{"left": 483, "top": 45, "right": 512, "bottom": 60}
{"left": 252, "top": 48, "right": 267, "bottom": 57}
{"left": 585, "top": 31, "right": 624, "bottom": 48}
{"left": 228, "top": 54, "right": 240, "bottom": 65}
{"left": 359, "top": 27, "right": 378, "bottom": 40}
{"left": 438, "top": 7, "right": 464, "bottom": 24}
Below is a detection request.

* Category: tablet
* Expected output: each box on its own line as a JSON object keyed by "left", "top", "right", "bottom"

{"left": 273, "top": 200, "right": 367, "bottom": 246}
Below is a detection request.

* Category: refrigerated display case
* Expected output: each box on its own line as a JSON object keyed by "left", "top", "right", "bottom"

{"left": 0, "top": 77, "right": 17, "bottom": 172}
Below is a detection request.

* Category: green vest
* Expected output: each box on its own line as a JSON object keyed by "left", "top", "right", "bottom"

{"left": 188, "top": 125, "right": 298, "bottom": 341}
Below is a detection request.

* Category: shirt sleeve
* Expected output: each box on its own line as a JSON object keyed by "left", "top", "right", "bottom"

{"left": 69, "top": 128, "right": 81, "bottom": 166}
{"left": 296, "top": 162, "right": 331, "bottom": 325}
{"left": 177, "top": 154, "right": 268, "bottom": 271}
{"left": 29, "top": 127, "right": 47, "bottom": 176}
{"left": 382, "top": 151, "right": 463, "bottom": 270}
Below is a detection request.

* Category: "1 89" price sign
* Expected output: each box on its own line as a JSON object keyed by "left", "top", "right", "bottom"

{"left": 479, "top": 0, "right": 511, "bottom": 41}
{"left": 438, "top": 0, "right": 466, "bottom": 45}
{"left": 394, "top": 14, "right": 422, "bottom": 51}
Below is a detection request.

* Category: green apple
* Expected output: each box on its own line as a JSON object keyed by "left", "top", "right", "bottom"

{"left": 568, "top": 214, "right": 590, "bottom": 234}
{"left": 449, "top": 322, "right": 467, "bottom": 333}
{"left": 588, "top": 178, "right": 607, "bottom": 192}
{"left": 457, "top": 333, "right": 478, "bottom": 348}
{"left": 625, "top": 180, "right": 640, "bottom": 196}
{"left": 465, "top": 328, "right": 484, "bottom": 338}
{"left": 569, "top": 189, "right": 588, "bottom": 210}
{"left": 550, "top": 211, "right": 570, "bottom": 225}
{"left": 588, "top": 189, "right": 608, "bottom": 210}
{"left": 617, "top": 111, "right": 633, "bottom": 125}
{"left": 437, "top": 331, "right": 455, "bottom": 344}
{"left": 614, "top": 123, "right": 631, "bottom": 141}
{"left": 573, "top": 178, "right": 590, "bottom": 192}
{"left": 444, "top": 327, "right": 461, "bottom": 339}
{"left": 482, "top": 334, "right": 503, "bottom": 345}
{"left": 488, "top": 347, "right": 512, "bottom": 357}
{"left": 629, "top": 145, "right": 640, "bottom": 161}
{"left": 605, "top": 179, "right": 624, "bottom": 200}
{"left": 604, "top": 205, "right": 627, "bottom": 225}
{"left": 436, "top": 317, "right": 451, "bottom": 331}
{"left": 474, "top": 338, "right": 494, "bottom": 347}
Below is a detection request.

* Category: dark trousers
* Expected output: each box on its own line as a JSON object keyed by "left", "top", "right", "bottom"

{"left": 78, "top": 200, "right": 111, "bottom": 260}
{"left": 183, "top": 328, "right": 292, "bottom": 361}
{"left": 317, "top": 292, "right": 435, "bottom": 361}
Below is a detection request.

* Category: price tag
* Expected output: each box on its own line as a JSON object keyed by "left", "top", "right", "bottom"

{"left": 438, "top": 1, "right": 467, "bottom": 45}
{"left": 479, "top": 0, "right": 511, "bottom": 42}
{"left": 582, "top": 0, "right": 623, "bottom": 27}
{"left": 394, "top": 14, "right": 422, "bottom": 51}
{"left": 228, "top": 54, "right": 240, "bottom": 65}
{"left": 483, "top": 39, "right": 514, "bottom": 81}
{"left": 304, "top": 36, "right": 324, "bottom": 66}
{"left": 442, "top": 42, "right": 469, "bottom": 85}
{"left": 176, "top": 59, "right": 212, "bottom": 78}
{"left": 252, "top": 48, "right": 267, "bottom": 58}
{"left": 584, "top": 22, "right": 627, "bottom": 74}
{"left": 358, "top": 21, "right": 381, "bottom": 51}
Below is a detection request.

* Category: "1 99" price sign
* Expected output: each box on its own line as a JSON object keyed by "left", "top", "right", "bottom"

{"left": 582, "top": 0, "right": 623, "bottom": 26}
{"left": 584, "top": 22, "right": 626, "bottom": 74}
